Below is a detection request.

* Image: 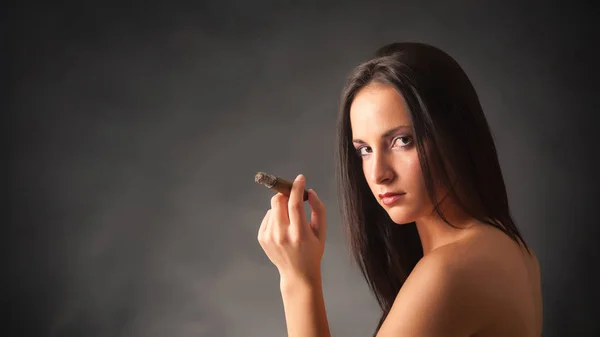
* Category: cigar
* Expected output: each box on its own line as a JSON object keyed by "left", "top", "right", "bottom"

{"left": 254, "top": 171, "right": 309, "bottom": 201}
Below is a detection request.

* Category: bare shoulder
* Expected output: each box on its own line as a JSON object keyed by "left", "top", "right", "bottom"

{"left": 462, "top": 225, "right": 543, "bottom": 335}
{"left": 376, "top": 242, "right": 486, "bottom": 337}
{"left": 377, "top": 225, "right": 541, "bottom": 337}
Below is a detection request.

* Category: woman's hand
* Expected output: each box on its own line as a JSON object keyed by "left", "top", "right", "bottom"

{"left": 257, "top": 174, "right": 327, "bottom": 287}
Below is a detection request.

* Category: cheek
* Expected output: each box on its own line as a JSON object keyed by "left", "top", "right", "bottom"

{"left": 361, "top": 162, "right": 375, "bottom": 191}
{"left": 403, "top": 154, "right": 433, "bottom": 208}
{"left": 404, "top": 155, "right": 425, "bottom": 187}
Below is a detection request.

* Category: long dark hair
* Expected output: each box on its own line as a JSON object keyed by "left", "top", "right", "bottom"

{"left": 335, "top": 42, "right": 530, "bottom": 334}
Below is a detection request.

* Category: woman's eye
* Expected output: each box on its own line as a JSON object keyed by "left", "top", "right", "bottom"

{"left": 356, "top": 146, "right": 371, "bottom": 156}
{"left": 393, "top": 136, "right": 412, "bottom": 147}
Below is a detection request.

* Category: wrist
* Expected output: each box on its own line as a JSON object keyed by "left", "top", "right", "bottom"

{"left": 279, "top": 271, "right": 322, "bottom": 295}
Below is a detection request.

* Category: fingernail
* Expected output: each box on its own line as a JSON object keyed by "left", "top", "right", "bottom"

{"left": 296, "top": 174, "right": 304, "bottom": 182}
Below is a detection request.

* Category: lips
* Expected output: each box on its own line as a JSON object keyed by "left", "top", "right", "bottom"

{"left": 378, "top": 192, "right": 405, "bottom": 199}
{"left": 378, "top": 192, "right": 406, "bottom": 206}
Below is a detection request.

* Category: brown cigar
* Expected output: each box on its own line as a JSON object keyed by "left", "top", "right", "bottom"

{"left": 254, "top": 171, "right": 309, "bottom": 201}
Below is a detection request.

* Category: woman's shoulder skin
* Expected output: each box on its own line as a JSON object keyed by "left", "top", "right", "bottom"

{"left": 376, "top": 223, "right": 542, "bottom": 337}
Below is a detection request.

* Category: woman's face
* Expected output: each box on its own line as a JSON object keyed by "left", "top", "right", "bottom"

{"left": 349, "top": 82, "right": 437, "bottom": 224}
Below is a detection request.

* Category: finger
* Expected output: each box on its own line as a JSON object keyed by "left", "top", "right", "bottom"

{"left": 258, "top": 209, "right": 271, "bottom": 240}
{"left": 288, "top": 174, "right": 308, "bottom": 237}
{"left": 271, "top": 192, "right": 290, "bottom": 240}
{"left": 308, "top": 189, "right": 327, "bottom": 240}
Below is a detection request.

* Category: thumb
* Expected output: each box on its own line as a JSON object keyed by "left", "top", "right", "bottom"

{"left": 307, "top": 189, "right": 326, "bottom": 240}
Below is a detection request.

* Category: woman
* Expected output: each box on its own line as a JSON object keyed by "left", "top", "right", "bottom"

{"left": 257, "top": 42, "right": 543, "bottom": 337}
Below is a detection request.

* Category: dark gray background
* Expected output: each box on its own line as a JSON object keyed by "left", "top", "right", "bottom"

{"left": 7, "top": 1, "right": 599, "bottom": 336}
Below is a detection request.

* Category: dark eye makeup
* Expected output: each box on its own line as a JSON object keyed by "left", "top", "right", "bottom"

{"left": 354, "top": 134, "right": 413, "bottom": 157}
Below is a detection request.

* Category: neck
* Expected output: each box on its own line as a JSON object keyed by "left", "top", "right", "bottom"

{"left": 415, "top": 195, "right": 477, "bottom": 255}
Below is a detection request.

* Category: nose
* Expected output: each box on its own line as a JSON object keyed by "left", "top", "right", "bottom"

{"left": 369, "top": 151, "right": 394, "bottom": 185}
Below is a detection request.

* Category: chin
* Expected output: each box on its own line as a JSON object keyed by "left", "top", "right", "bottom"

{"left": 383, "top": 206, "right": 419, "bottom": 225}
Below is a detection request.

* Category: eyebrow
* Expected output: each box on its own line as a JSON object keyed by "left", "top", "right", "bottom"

{"left": 352, "top": 125, "right": 412, "bottom": 144}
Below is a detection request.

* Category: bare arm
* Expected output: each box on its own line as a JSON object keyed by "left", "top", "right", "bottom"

{"left": 280, "top": 273, "right": 331, "bottom": 337}
{"left": 257, "top": 174, "right": 330, "bottom": 337}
